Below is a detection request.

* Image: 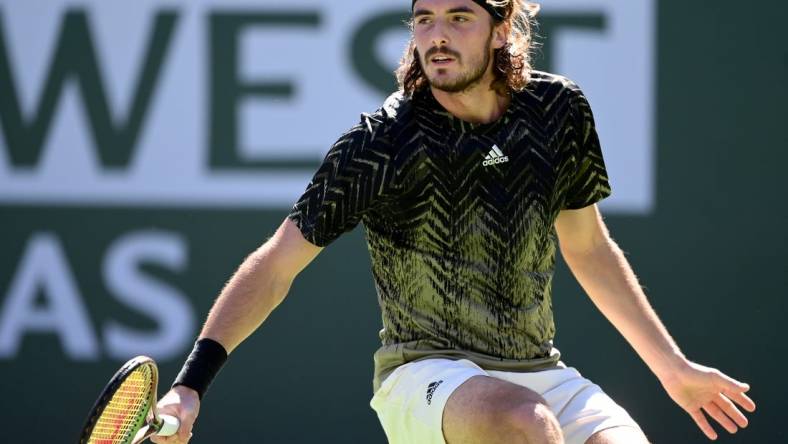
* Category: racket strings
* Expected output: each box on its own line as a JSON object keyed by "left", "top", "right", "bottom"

{"left": 88, "top": 365, "right": 154, "bottom": 444}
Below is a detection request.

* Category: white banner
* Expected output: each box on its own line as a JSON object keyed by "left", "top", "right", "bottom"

{"left": 0, "top": 0, "right": 654, "bottom": 213}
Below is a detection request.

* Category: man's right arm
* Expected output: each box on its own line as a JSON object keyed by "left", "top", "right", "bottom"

{"left": 200, "top": 218, "right": 322, "bottom": 352}
{"left": 152, "top": 217, "right": 322, "bottom": 444}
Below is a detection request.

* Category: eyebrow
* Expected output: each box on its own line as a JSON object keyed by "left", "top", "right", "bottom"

{"left": 447, "top": 6, "right": 476, "bottom": 14}
{"left": 414, "top": 6, "right": 477, "bottom": 17}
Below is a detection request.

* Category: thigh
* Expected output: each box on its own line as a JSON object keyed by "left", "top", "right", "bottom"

{"left": 585, "top": 426, "right": 650, "bottom": 444}
{"left": 489, "top": 367, "right": 643, "bottom": 444}
{"left": 369, "top": 359, "right": 487, "bottom": 444}
{"left": 443, "top": 375, "right": 563, "bottom": 444}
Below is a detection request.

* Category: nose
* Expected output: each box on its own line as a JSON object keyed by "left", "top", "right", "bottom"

{"left": 429, "top": 20, "right": 449, "bottom": 47}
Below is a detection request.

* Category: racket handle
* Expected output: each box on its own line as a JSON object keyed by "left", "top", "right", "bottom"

{"left": 157, "top": 414, "right": 180, "bottom": 437}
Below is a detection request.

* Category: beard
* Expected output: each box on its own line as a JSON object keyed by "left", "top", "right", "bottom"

{"left": 421, "top": 33, "right": 494, "bottom": 93}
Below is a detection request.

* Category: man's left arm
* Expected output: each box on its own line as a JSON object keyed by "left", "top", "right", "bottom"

{"left": 555, "top": 204, "right": 756, "bottom": 441}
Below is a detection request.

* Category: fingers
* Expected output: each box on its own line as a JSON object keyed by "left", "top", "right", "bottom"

{"left": 723, "top": 387, "right": 756, "bottom": 412}
{"left": 694, "top": 393, "right": 751, "bottom": 441}
{"left": 151, "top": 431, "right": 193, "bottom": 444}
{"left": 689, "top": 409, "right": 717, "bottom": 440}
{"left": 703, "top": 402, "right": 737, "bottom": 434}
{"left": 714, "top": 393, "right": 748, "bottom": 428}
{"left": 147, "top": 410, "right": 191, "bottom": 444}
{"left": 160, "top": 412, "right": 194, "bottom": 443}
{"left": 151, "top": 387, "right": 200, "bottom": 444}
{"left": 177, "top": 421, "right": 194, "bottom": 442}
{"left": 715, "top": 371, "right": 756, "bottom": 412}
{"left": 679, "top": 366, "right": 755, "bottom": 440}
{"left": 715, "top": 371, "right": 749, "bottom": 392}
{"left": 150, "top": 431, "right": 186, "bottom": 443}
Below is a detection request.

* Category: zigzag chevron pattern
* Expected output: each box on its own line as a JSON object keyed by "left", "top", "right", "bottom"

{"left": 289, "top": 71, "right": 611, "bottom": 380}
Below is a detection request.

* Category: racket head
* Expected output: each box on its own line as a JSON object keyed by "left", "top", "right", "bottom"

{"left": 79, "top": 356, "right": 159, "bottom": 444}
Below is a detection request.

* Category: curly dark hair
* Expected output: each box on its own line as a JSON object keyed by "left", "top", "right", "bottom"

{"left": 396, "top": 0, "right": 539, "bottom": 96}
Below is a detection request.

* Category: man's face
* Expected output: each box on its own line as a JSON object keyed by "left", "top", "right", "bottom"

{"left": 412, "top": 0, "right": 502, "bottom": 93}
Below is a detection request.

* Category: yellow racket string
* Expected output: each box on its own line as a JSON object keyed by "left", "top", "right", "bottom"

{"left": 88, "top": 365, "right": 153, "bottom": 444}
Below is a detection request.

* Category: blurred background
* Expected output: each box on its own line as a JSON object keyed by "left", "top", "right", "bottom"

{"left": 1, "top": 0, "right": 786, "bottom": 442}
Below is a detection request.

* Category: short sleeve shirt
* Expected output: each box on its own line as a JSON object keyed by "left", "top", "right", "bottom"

{"left": 288, "top": 71, "right": 611, "bottom": 391}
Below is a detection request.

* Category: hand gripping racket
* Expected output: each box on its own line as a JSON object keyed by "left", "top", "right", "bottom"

{"left": 79, "top": 356, "right": 180, "bottom": 444}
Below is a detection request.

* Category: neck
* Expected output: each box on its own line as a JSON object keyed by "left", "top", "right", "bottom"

{"left": 430, "top": 74, "right": 509, "bottom": 124}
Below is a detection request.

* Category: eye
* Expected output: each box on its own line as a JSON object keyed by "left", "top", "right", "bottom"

{"left": 453, "top": 15, "right": 470, "bottom": 23}
{"left": 415, "top": 16, "right": 432, "bottom": 25}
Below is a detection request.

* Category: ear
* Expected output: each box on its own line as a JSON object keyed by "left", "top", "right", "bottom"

{"left": 491, "top": 22, "right": 509, "bottom": 49}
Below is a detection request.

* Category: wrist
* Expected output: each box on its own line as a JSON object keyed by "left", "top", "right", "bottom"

{"left": 173, "top": 337, "right": 228, "bottom": 399}
{"left": 652, "top": 352, "right": 691, "bottom": 384}
{"left": 172, "top": 384, "right": 199, "bottom": 399}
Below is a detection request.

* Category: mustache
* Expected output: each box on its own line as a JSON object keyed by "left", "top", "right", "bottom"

{"left": 424, "top": 46, "right": 461, "bottom": 61}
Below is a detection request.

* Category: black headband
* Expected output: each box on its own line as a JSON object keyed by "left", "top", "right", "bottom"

{"left": 411, "top": 0, "right": 506, "bottom": 22}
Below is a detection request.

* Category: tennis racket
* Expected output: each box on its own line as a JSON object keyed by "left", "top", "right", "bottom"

{"left": 79, "top": 356, "right": 180, "bottom": 444}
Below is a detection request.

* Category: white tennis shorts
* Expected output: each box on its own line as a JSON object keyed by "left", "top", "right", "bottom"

{"left": 369, "top": 358, "right": 642, "bottom": 444}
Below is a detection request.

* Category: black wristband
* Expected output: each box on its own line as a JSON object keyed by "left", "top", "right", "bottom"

{"left": 173, "top": 338, "right": 228, "bottom": 399}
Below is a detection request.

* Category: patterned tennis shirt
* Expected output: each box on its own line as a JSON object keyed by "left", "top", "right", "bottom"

{"left": 288, "top": 71, "right": 611, "bottom": 391}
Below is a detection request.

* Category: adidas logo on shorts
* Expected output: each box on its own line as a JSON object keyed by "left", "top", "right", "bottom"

{"left": 482, "top": 144, "right": 509, "bottom": 166}
{"left": 426, "top": 380, "right": 444, "bottom": 405}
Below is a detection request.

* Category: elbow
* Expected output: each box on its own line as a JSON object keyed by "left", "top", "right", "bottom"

{"left": 261, "top": 266, "right": 294, "bottom": 309}
{"left": 559, "top": 232, "right": 613, "bottom": 261}
{"left": 247, "top": 247, "right": 296, "bottom": 306}
{"left": 559, "top": 234, "right": 626, "bottom": 272}
{"left": 269, "top": 276, "right": 293, "bottom": 307}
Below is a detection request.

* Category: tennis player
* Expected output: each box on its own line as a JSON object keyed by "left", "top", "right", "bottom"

{"left": 152, "top": 1, "right": 756, "bottom": 443}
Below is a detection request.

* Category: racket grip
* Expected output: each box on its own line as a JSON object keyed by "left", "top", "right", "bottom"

{"left": 157, "top": 414, "right": 180, "bottom": 437}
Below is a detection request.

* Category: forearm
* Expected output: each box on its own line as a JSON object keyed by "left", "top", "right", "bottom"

{"left": 199, "top": 243, "right": 294, "bottom": 354}
{"left": 165, "top": 257, "right": 287, "bottom": 437}
{"left": 562, "top": 238, "right": 688, "bottom": 380}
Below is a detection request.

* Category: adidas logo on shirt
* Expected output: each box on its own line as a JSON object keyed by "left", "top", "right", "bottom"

{"left": 482, "top": 144, "right": 509, "bottom": 166}
{"left": 426, "top": 380, "right": 444, "bottom": 405}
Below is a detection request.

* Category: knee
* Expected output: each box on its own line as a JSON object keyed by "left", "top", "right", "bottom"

{"left": 504, "top": 400, "right": 563, "bottom": 444}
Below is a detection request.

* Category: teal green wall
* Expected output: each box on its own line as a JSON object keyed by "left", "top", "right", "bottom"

{"left": 1, "top": 1, "right": 787, "bottom": 442}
